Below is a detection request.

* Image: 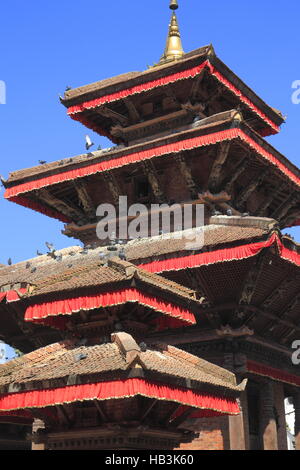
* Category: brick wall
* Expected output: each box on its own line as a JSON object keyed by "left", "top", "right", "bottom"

{"left": 176, "top": 416, "right": 230, "bottom": 450}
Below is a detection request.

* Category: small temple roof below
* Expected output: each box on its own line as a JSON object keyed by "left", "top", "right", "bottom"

{"left": 0, "top": 332, "right": 244, "bottom": 421}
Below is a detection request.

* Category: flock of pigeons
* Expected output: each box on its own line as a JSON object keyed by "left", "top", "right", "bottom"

{"left": 6, "top": 237, "right": 127, "bottom": 269}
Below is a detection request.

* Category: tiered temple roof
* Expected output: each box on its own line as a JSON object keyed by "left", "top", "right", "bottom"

{"left": 0, "top": 0, "right": 299, "bottom": 451}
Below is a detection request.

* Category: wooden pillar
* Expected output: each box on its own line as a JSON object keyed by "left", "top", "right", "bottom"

{"left": 31, "top": 419, "right": 46, "bottom": 451}
{"left": 294, "top": 392, "right": 300, "bottom": 450}
{"left": 260, "top": 381, "right": 278, "bottom": 450}
{"left": 228, "top": 397, "right": 246, "bottom": 450}
{"left": 273, "top": 382, "right": 288, "bottom": 450}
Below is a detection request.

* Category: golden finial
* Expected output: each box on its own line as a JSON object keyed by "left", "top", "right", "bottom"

{"left": 159, "top": 0, "right": 184, "bottom": 64}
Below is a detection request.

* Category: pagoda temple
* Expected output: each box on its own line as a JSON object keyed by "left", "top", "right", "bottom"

{"left": 0, "top": 0, "right": 299, "bottom": 451}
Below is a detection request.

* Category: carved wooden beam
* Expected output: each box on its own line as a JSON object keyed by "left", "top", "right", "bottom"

{"left": 224, "top": 157, "right": 249, "bottom": 193}
{"left": 36, "top": 189, "right": 86, "bottom": 222}
{"left": 235, "top": 168, "right": 269, "bottom": 210}
{"left": 95, "top": 106, "right": 129, "bottom": 126}
{"left": 140, "top": 399, "right": 158, "bottom": 423}
{"left": 110, "top": 124, "right": 125, "bottom": 139}
{"left": 261, "top": 276, "right": 298, "bottom": 311}
{"left": 141, "top": 161, "right": 167, "bottom": 204}
{"left": 257, "top": 182, "right": 286, "bottom": 216}
{"left": 175, "top": 152, "right": 199, "bottom": 199}
{"left": 74, "top": 181, "right": 96, "bottom": 221}
{"left": 171, "top": 408, "right": 194, "bottom": 428}
{"left": 282, "top": 209, "right": 300, "bottom": 228}
{"left": 123, "top": 97, "right": 141, "bottom": 122}
{"left": 208, "top": 142, "right": 231, "bottom": 193}
{"left": 164, "top": 85, "right": 179, "bottom": 106}
{"left": 190, "top": 69, "right": 205, "bottom": 102}
{"left": 267, "top": 293, "right": 300, "bottom": 336}
{"left": 244, "top": 305, "right": 300, "bottom": 336}
{"left": 239, "top": 253, "right": 267, "bottom": 307}
{"left": 272, "top": 194, "right": 299, "bottom": 222}
{"left": 94, "top": 400, "right": 108, "bottom": 422}
{"left": 56, "top": 405, "right": 71, "bottom": 427}
{"left": 102, "top": 173, "right": 121, "bottom": 206}
{"left": 181, "top": 100, "right": 206, "bottom": 119}
{"left": 206, "top": 86, "right": 223, "bottom": 106}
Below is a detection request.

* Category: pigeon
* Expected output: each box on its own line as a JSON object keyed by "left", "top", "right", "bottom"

{"left": 97, "top": 145, "right": 102, "bottom": 151}
{"left": 45, "top": 242, "right": 54, "bottom": 251}
{"left": 85, "top": 135, "right": 94, "bottom": 151}
{"left": 36, "top": 250, "right": 43, "bottom": 256}
{"left": 56, "top": 254, "right": 63, "bottom": 262}
{"left": 25, "top": 262, "right": 31, "bottom": 269}
{"left": 226, "top": 209, "right": 233, "bottom": 216}
{"left": 31, "top": 267, "right": 37, "bottom": 273}
{"left": 212, "top": 210, "right": 222, "bottom": 216}
{"left": 38, "top": 160, "right": 47, "bottom": 165}
{"left": 65, "top": 86, "right": 72, "bottom": 91}
{"left": 119, "top": 249, "right": 126, "bottom": 261}
{"left": 74, "top": 353, "right": 87, "bottom": 362}
{"left": 242, "top": 212, "right": 250, "bottom": 218}
{"left": 7, "top": 258, "right": 12, "bottom": 266}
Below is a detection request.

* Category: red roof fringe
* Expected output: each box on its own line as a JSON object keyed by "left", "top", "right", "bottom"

{"left": 0, "top": 289, "right": 27, "bottom": 303}
{"left": 67, "top": 61, "right": 279, "bottom": 135}
{"left": 4, "top": 129, "right": 299, "bottom": 222}
{"left": 138, "top": 234, "right": 300, "bottom": 272}
{"left": 24, "top": 287, "right": 197, "bottom": 330}
{"left": 247, "top": 360, "right": 300, "bottom": 387}
{"left": 0, "top": 378, "right": 240, "bottom": 416}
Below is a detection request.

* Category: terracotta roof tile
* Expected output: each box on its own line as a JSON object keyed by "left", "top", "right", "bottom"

{"left": 0, "top": 333, "right": 244, "bottom": 395}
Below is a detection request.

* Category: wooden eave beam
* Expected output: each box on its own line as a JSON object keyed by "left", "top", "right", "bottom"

{"left": 123, "top": 97, "right": 141, "bottom": 123}
{"left": 141, "top": 161, "right": 167, "bottom": 204}
{"left": 93, "top": 400, "right": 108, "bottom": 422}
{"left": 235, "top": 168, "right": 269, "bottom": 210}
{"left": 171, "top": 408, "right": 194, "bottom": 428}
{"left": 36, "top": 188, "right": 86, "bottom": 222}
{"left": 175, "top": 152, "right": 199, "bottom": 199}
{"left": 95, "top": 105, "right": 129, "bottom": 126}
{"left": 224, "top": 156, "right": 249, "bottom": 193}
{"left": 271, "top": 193, "right": 298, "bottom": 221}
{"left": 267, "top": 293, "right": 300, "bottom": 334}
{"left": 258, "top": 182, "right": 286, "bottom": 216}
{"left": 190, "top": 69, "right": 205, "bottom": 102}
{"left": 102, "top": 172, "right": 122, "bottom": 206}
{"left": 140, "top": 399, "right": 158, "bottom": 423}
{"left": 208, "top": 142, "right": 231, "bottom": 193}
{"left": 74, "top": 181, "right": 96, "bottom": 221}
{"left": 111, "top": 103, "right": 205, "bottom": 139}
{"left": 245, "top": 305, "right": 300, "bottom": 335}
{"left": 238, "top": 253, "right": 267, "bottom": 307}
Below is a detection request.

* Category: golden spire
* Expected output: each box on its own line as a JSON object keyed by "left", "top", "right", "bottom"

{"left": 160, "top": 0, "right": 184, "bottom": 64}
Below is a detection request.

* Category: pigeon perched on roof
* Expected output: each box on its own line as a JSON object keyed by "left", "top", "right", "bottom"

{"left": 7, "top": 258, "right": 12, "bottom": 266}
{"left": 38, "top": 160, "right": 47, "bottom": 165}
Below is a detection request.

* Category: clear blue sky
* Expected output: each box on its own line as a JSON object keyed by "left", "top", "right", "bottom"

{"left": 0, "top": 0, "right": 299, "bottom": 266}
